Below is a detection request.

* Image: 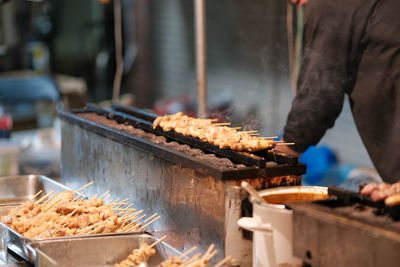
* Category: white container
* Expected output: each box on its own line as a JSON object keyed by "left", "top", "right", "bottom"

{"left": 0, "top": 141, "right": 21, "bottom": 176}
{"left": 238, "top": 186, "right": 328, "bottom": 267}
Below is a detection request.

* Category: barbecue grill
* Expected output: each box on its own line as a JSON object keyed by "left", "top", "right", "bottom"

{"left": 59, "top": 103, "right": 306, "bottom": 265}
{"left": 288, "top": 186, "right": 400, "bottom": 267}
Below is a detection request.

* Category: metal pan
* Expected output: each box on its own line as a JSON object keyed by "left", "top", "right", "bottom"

{"left": 0, "top": 175, "right": 71, "bottom": 206}
{"left": 2, "top": 222, "right": 144, "bottom": 262}
{"left": 0, "top": 175, "right": 143, "bottom": 261}
{"left": 29, "top": 234, "right": 184, "bottom": 267}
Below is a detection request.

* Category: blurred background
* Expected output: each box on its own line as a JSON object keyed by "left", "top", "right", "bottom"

{"left": 0, "top": 0, "right": 378, "bottom": 186}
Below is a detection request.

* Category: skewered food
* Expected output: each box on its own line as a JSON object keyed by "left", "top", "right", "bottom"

{"left": 114, "top": 243, "right": 156, "bottom": 267}
{"left": 153, "top": 112, "right": 277, "bottom": 152}
{"left": 159, "top": 244, "right": 235, "bottom": 267}
{"left": 0, "top": 184, "right": 160, "bottom": 239}
{"left": 360, "top": 182, "right": 400, "bottom": 202}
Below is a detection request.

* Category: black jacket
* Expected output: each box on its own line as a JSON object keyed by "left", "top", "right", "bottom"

{"left": 283, "top": 0, "right": 400, "bottom": 182}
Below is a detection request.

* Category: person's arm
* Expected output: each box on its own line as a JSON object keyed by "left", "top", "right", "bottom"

{"left": 279, "top": 0, "right": 373, "bottom": 154}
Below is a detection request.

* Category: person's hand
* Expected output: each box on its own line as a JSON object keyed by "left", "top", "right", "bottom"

{"left": 290, "top": 0, "right": 308, "bottom": 6}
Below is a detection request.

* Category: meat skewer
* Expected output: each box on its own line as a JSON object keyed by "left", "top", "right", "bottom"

{"left": 153, "top": 112, "right": 283, "bottom": 152}
{"left": 1, "top": 186, "right": 158, "bottom": 239}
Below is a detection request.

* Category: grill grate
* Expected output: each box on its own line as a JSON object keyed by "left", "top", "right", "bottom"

{"left": 59, "top": 104, "right": 306, "bottom": 180}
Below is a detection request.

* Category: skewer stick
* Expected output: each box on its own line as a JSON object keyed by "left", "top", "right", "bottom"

{"left": 150, "top": 235, "right": 167, "bottom": 248}
{"left": 73, "top": 192, "right": 85, "bottom": 201}
{"left": 34, "top": 190, "right": 54, "bottom": 205}
{"left": 42, "top": 192, "right": 59, "bottom": 205}
{"left": 118, "top": 198, "right": 130, "bottom": 204}
{"left": 74, "top": 181, "right": 94, "bottom": 193}
{"left": 102, "top": 194, "right": 111, "bottom": 201}
{"left": 259, "top": 136, "right": 278, "bottom": 139}
{"left": 179, "top": 246, "right": 198, "bottom": 259}
{"left": 275, "top": 142, "right": 295, "bottom": 146}
{"left": 138, "top": 215, "right": 161, "bottom": 231}
{"left": 113, "top": 208, "right": 137, "bottom": 212}
{"left": 107, "top": 197, "right": 120, "bottom": 205}
{"left": 206, "top": 249, "right": 218, "bottom": 261}
{"left": 240, "top": 130, "right": 258, "bottom": 134}
{"left": 230, "top": 127, "right": 241, "bottom": 130}
{"left": 202, "top": 244, "right": 215, "bottom": 260}
{"left": 60, "top": 207, "right": 80, "bottom": 225}
{"left": 98, "top": 190, "right": 110, "bottom": 199}
{"left": 135, "top": 213, "right": 158, "bottom": 227}
{"left": 88, "top": 194, "right": 98, "bottom": 201}
{"left": 182, "top": 254, "right": 201, "bottom": 266}
{"left": 123, "top": 213, "right": 147, "bottom": 230}
{"left": 249, "top": 133, "right": 260, "bottom": 136}
{"left": 214, "top": 256, "right": 232, "bottom": 267}
{"left": 116, "top": 203, "right": 134, "bottom": 213}
{"left": 42, "top": 197, "right": 63, "bottom": 212}
{"left": 213, "top": 123, "right": 231, "bottom": 126}
{"left": 30, "top": 190, "right": 43, "bottom": 201}
{"left": 122, "top": 210, "right": 144, "bottom": 221}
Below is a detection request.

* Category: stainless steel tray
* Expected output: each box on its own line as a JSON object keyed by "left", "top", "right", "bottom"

{"left": 0, "top": 175, "right": 73, "bottom": 261}
{"left": 2, "top": 222, "right": 144, "bottom": 262}
{"left": 0, "top": 175, "right": 143, "bottom": 262}
{"left": 0, "top": 175, "right": 71, "bottom": 206}
{"left": 29, "top": 234, "right": 184, "bottom": 267}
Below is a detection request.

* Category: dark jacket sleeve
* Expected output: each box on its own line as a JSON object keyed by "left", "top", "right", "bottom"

{"left": 283, "top": 0, "right": 374, "bottom": 153}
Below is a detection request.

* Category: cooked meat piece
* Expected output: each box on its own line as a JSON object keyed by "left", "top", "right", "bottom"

{"left": 114, "top": 243, "right": 156, "bottom": 267}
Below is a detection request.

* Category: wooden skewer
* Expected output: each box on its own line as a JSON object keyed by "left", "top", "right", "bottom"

{"left": 275, "top": 142, "right": 295, "bottom": 146}
{"left": 74, "top": 181, "right": 94, "bottom": 193}
{"left": 122, "top": 210, "right": 144, "bottom": 221}
{"left": 102, "top": 194, "right": 111, "bottom": 201}
{"left": 60, "top": 207, "right": 80, "bottom": 225}
{"left": 107, "top": 197, "right": 120, "bottom": 205}
{"left": 115, "top": 203, "right": 134, "bottom": 213}
{"left": 113, "top": 208, "right": 137, "bottom": 212}
{"left": 249, "top": 133, "right": 260, "bottom": 136}
{"left": 213, "top": 123, "right": 231, "bottom": 126}
{"left": 88, "top": 194, "right": 98, "bottom": 201}
{"left": 138, "top": 215, "right": 161, "bottom": 231}
{"left": 215, "top": 256, "right": 232, "bottom": 267}
{"left": 182, "top": 254, "right": 201, "bottom": 266}
{"left": 135, "top": 213, "right": 158, "bottom": 227}
{"left": 73, "top": 192, "right": 85, "bottom": 201}
{"left": 230, "top": 127, "right": 241, "bottom": 130}
{"left": 179, "top": 246, "right": 197, "bottom": 259}
{"left": 42, "top": 192, "right": 59, "bottom": 205}
{"left": 202, "top": 244, "right": 215, "bottom": 260}
{"left": 206, "top": 249, "right": 218, "bottom": 261}
{"left": 98, "top": 190, "right": 110, "bottom": 199}
{"left": 240, "top": 130, "right": 258, "bottom": 134}
{"left": 34, "top": 190, "right": 54, "bottom": 205}
{"left": 259, "top": 136, "right": 278, "bottom": 139}
{"left": 206, "top": 119, "right": 218, "bottom": 122}
{"left": 131, "top": 214, "right": 147, "bottom": 224}
{"left": 150, "top": 235, "right": 167, "bottom": 248}
{"left": 42, "top": 197, "right": 63, "bottom": 212}
{"left": 30, "top": 190, "right": 43, "bottom": 201}
{"left": 123, "top": 213, "right": 147, "bottom": 231}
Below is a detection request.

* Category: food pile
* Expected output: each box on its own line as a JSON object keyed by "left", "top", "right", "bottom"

{"left": 115, "top": 241, "right": 235, "bottom": 267}
{"left": 115, "top": 243, "right": 156, "bottom": 267}
{"left": 153, "top": 112, "right": 281, "bottom": 152}
{"left": 0, "top": 184, "right": 160, "bottom": 239}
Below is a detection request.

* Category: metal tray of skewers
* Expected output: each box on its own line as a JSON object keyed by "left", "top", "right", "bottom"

{"left": 0, "top": 176, "right": 157, "bottom": 262}
{"left": 27, "top": 234, "right": 184, "bottom": 267}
